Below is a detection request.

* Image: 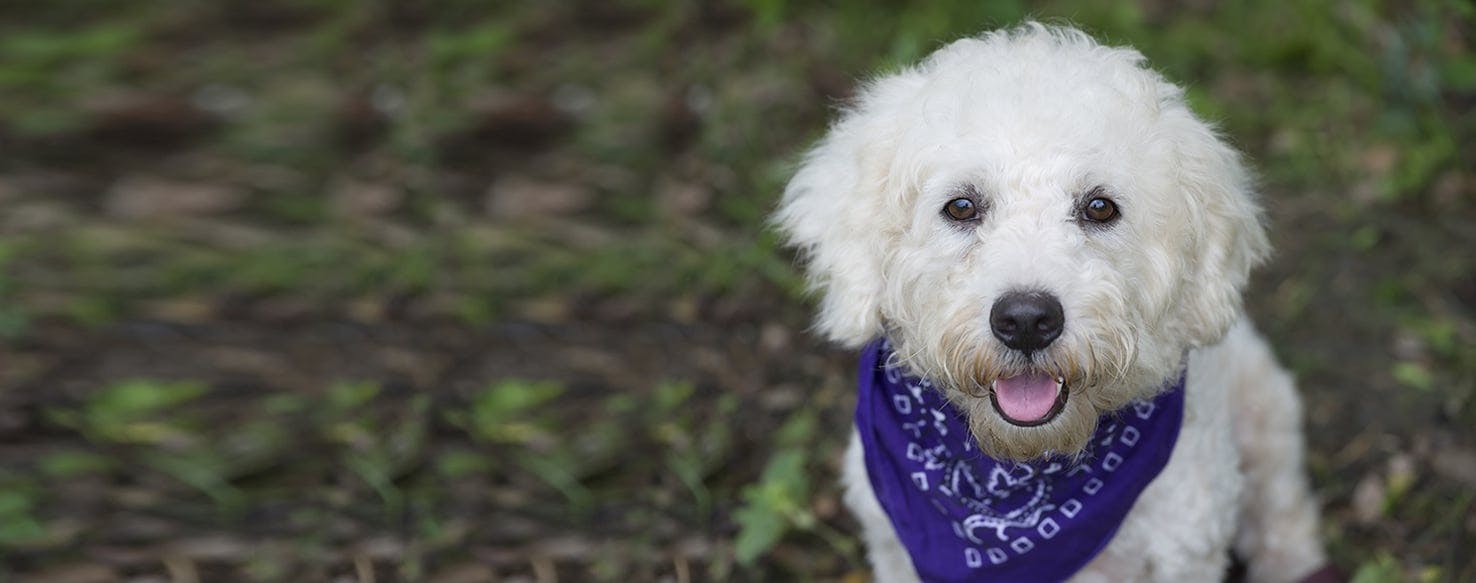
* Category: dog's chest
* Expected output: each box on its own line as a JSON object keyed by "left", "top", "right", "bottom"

{"left": 1073, "top": 357, "right": 1244, "bottom": 581}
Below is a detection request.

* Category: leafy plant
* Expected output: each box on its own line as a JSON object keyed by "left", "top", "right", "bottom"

{"left": 733, "top": 447, "right": 812, "bottom": 565}
{"left": 320, "top": 384, "right": 431, "bottom": 517}
{"left": 0, "top": 486, "right": 46, "bottom": 547}
{"left": 50, "top": 379, "right": 207, "bottom": 444}
{"left": 1350, "top": 552, "right": 1404, "bottom": 583}
{"left": 448, "top": 379, "right": 564, "bottom": 443}
{"left": 732, "top": 407, "right": 855, "bottom": 566}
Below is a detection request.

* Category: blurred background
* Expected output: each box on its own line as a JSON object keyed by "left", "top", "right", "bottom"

{"left": 0, "top": 0, "right": 1472, "bottom": 581}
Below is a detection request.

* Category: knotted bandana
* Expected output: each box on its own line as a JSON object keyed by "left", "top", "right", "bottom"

{"left": 856, "top": 339, "right": 1186, "bottom": 583}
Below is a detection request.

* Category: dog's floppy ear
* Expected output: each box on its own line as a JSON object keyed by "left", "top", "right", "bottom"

{"left": 773, "top": 102, "right": 904, "bottom": 348}
{"left": 1163, "top": 106, "right": 1271, "bottom": 346}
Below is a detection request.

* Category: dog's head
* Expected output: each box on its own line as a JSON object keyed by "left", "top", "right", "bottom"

{"left": 775, "top": 24, "right": 1268, "bottom": 460}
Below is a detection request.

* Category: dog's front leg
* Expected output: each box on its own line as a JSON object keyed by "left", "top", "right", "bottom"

{"left": 1227, "top": 326, "right": 1329, "bottom": 582}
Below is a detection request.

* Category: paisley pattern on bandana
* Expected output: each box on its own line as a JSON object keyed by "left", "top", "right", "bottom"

{"left": 856, "top": 339, "right": 1185, "bottom": 583}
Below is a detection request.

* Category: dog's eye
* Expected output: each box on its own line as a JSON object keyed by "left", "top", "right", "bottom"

{"left": 1081, "top": 197, "right": 1119, "bottom": 223}
{"left": 944, "top": 198, "right": 979, "bottom": 221}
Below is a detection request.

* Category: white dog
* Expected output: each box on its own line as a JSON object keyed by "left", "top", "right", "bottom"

{"left": 775, "top": 24, "right": 1334, "bottom": 582}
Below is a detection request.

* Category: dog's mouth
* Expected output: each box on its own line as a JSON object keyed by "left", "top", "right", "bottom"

{"left": 990, "top": 373, "right": 1067, "bottom": 426}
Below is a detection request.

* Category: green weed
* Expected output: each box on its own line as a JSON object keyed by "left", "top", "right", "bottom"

{"left": 0, "top": 486, "right": 46, "bottom": 547}
{"left": 51, "top": 379, "right": 207, "bottom": 444}
{"left": 449, "top": 379, "right": 563, "bottom": 444}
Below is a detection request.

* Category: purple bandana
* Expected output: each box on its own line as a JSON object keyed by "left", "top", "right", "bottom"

{"left": 857, "top": 339, "right": 1185, "bottom": 583}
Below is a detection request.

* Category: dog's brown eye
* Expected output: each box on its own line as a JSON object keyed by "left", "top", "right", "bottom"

{"left": 944, "top": 198, "right": 978, "bottom": 221}
{"left": 1081, "top": 197, "right": 1118, "bottom": 223}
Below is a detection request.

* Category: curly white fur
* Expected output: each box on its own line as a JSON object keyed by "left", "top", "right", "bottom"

{"left": 777, "top": 24, "right": 1327, "bottom": 581}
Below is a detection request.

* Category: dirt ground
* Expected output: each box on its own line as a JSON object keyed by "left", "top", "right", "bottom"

{"left": 0, "top": 1, "right": 1473, "bottom": 581}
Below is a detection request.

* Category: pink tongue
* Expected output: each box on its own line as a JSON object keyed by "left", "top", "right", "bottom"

{"left": 992, "top": 373, "right": 1061, "bottom": 423}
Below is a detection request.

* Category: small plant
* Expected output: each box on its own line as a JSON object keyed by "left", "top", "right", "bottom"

{"left": 50, "top": 379, "right": 206, "bottom": 444}
{"left": 448, "top": 379, "right": 563, "bottom": 444}
{"left": 732, "top": 408, "right": 854, "bottom": 566}
{"left": 320, "top": 383, "right": 431, "bottom": 517}
{"left": 733, "top": 446, "right": 812, "bottom": 565}
{"left": 0, "top": 485, "right": 46, "bottom": 547}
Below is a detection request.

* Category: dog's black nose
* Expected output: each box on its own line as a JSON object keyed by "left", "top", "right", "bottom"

{"left": 990, "top": 291, "right": 1064, "bottom": 352}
